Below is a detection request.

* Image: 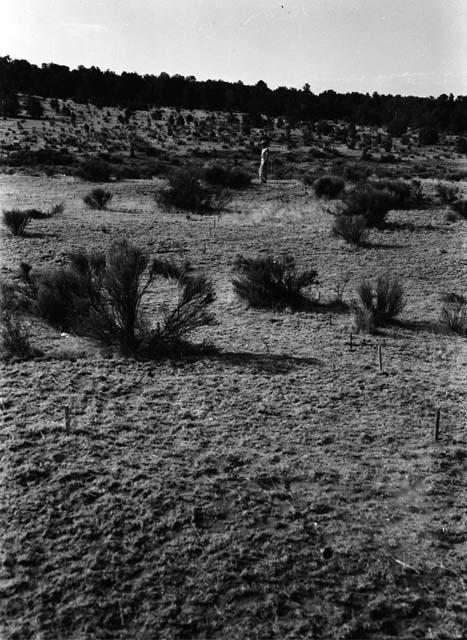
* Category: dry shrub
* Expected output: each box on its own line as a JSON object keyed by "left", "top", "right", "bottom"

{"left": 83, "top": 188, "right": 113, "bottom": 210}
{"left": 79, "top": 158, "right": 112, "bottom": 182}
{"left": 2, "top": 209, "right": 30, "bottom": 236}
{"left": 0, "top": 285, "right": 35, "bottom": 358}
{"left": 313, "top": 175, "right": 345, "bottom": 198}
{"left": 440, "top": 293, "right": 467, "bottom": 335}
{"left": 435, "top": 182, "right": 460, "bottom": 205}
{"left": 232, "top": 254, "right": 318, "bottom": 310}
{"left": 343, "top": 184, "right": 398, "bottom": 227}
{"left": 157, "top": 168, "right": 229, "bottom": 214}
{"left": 18, "top": 240, "right": 215, "bottom": 355}
{"left": 352, "top": 275, "right": 405, "bottom": 332}
{"left": 332, "top": 215, "right": 368, "bottom": 246}
{"left": 25, "top": 202, "right": 65, "bottom": 219}
{"left": 204, "top": 164, "right": 251, "bottom": 188}
{"left": 450, "top": 199, "right": 467, "bottom": 219}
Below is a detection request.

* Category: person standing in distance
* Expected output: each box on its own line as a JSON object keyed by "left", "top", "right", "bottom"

{"left": 259, "top": 138, "right": 270, "bottom": 183}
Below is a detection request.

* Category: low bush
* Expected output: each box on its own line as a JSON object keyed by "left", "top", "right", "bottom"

{"left": 450, "top": 199, "right": 467, "bottom": 219}
{"left": 25, "top": 202, "right": 65, "bottom": 220}
{"left": 79, "top": 158, "right": 112, "bottom": 182}
{"left": 313, "top": 175, "right": 345, "bottom": 198}
{"left": 156, "top": 168, "right": 229, "bottom": 214}
{"left": 343, "top": 184, "right": 398, "bottom": 227}
{"left": 2, "top": 209, "right": 30, "bottom": 236}
{"left": 352, "top": 305, "right": 376, "bottom": 334}
{"left": 332, "top": 215, "right": 368, "bottom": 246}
{"left": 204, "top": 164, "right": 251, "bottom": 188}
{"left": 353, "top": 275, "right": 405, "bottom": 332}
{"left": 370, "top": 179, "right": 413, "bottom": 208}
{"left": 436, "top": 182, "right": 460, "bottom": 205}
{"left": 17, "top": 240, "right": 215, "bottom": 355}
{"left": 440, "top": 293, "right": 467, "bottom": 335}
{"left": 0, "top": 285, "right": 34, "bottom": 358}
{"left": 83, "top": 188, "right": 113, "bottom": 210}
{"left": 343, "top": 162, "right": 372, "bottom": 183}
{"left": 232, "top": 254, "right": 318, "bottom": 310}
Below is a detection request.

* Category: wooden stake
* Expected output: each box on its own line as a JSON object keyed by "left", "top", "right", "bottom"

{"left": 349, "top": 332, "right": 353, "bottom": 351}
{"left": 433, "top": 408, "right": 441, "bottom": 441}
{"left": 64, "top": 406, "right": 70, "bottom": 434}
{"left": 378, "top": 345, "right": 383, "bottom": 372}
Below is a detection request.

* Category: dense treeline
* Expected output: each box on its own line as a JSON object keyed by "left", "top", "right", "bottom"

{"left": 0, "top": 55, "right": 466, "bottom": 132}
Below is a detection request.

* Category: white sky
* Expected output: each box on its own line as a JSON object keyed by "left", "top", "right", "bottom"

{"left": 1, "top": 0, "right": 466, "bottom": 96}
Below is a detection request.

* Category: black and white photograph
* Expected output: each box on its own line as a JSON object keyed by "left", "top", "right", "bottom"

{"left": 0, "top": 1, "right": 466, "bottom": 638}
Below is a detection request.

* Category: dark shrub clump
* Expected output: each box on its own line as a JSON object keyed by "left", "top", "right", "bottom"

{"left": 2, "top": 210, "right": 31, "bottom": 236}
{"left": 450, "top": 199, "right": 467, "bottom": 219}
{"left": 0, "top": 285, "right": 35, "bottom": 358}
{"left": 83, "top": 189, "right": 113, "bottom": 210}
{"left": 204, "top": 164, "right": 251, "bottom": 189}
{"left": 156, "top": 168, "right": 229, "bottom": 214}
{"left": 435, "top": 182, "right": 460, "bottom": 205}
{"left": 313, "top": 175, "right": 345, "bottom": 198}
{"left": 440, "top": 293, "right": 467, "bottom": 335}
{"left": 79, "top": 158, "right": 112, "bottom": 182}
{"left": 332, "top": 215, "right": 368, "bottom": 246}
{"left": 342, "top": 184, "right": 399, "bottom": 227}
{"left": 17, "top": 240, "right": 215, "bottom": 356}
{"left": 353, "top": 275, "right": 405, "bottom": 332}
{"left": 232, "top": 254, "right": 318, "bottom": 310}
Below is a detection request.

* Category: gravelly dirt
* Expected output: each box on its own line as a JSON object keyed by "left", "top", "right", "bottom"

{"left": 1, "top": 174, "right": 466, "bottom": 639}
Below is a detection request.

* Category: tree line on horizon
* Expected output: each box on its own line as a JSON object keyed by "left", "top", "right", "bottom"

{"left": 0, "top": 55, "right": 466, "bottom": 133}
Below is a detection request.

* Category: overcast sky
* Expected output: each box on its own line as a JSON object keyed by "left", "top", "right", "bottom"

{"left": 2, "top": 0, "right": 466, "bottom": 96}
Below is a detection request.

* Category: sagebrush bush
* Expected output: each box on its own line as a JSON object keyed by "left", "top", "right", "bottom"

{"left": 2, "top": 209, "right": 30, "bottom": 236}
{"left": 25, "top": 201, "right": 65, "bottom": 220}
{"left": 83, "top": 188, "right": 113, "bottom": 210}
{"left": 450, "top": 199, "right": 467, "bottom": 219}
{"left": 440, "top": 293, "right": 467, "bottom": 335}
{"left": 353, "top": 275, "right": 405, "bottom": 332}
{"left": 232, "top": 254, "right": 318, "bottom": 310}
{"left": 332, "top": 215, "right": 368, "bottom": 246}
{"left": 18, "top": 240, "right": 215, "bottom": 355}
{"left": 156, "top": 168, "right": 229, "bottom": 214}
{"left": 435, "top": 182, "right": 459, "bottom": 205}
{"left": 0, "top": 285, "right": 34, "bottom": 357}
{"left": 204, "top": 164, "right": 251, "bottom": 189}
{"left": 343, "top": 184, "right": 398, "bottom": 227}
{"left": 79, "top": 158, "right": 112, "bottom": 182}
{"left": 351, "top": 305, "right": 376, "bottom": 334}
{"left": 370, "top": 179, "right": 414, "bottom": 208}
{"left": 313, "top": 175, "right": 345, "bottom": 198}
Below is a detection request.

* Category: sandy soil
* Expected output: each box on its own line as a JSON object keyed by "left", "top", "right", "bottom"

{"left": 0, "top": 174, "right": 466, "bottom": 639}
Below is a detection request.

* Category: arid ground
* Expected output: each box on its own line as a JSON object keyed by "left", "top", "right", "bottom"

{"left": 0, "top": 104, "right": 466, "bottom": 639}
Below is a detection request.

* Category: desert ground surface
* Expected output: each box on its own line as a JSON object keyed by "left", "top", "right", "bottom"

{"left": 0, "top": 101, "right": 466, "bottom": 639}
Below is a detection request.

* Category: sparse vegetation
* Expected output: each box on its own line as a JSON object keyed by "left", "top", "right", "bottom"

{"left": 0, "top": 77, "right": 466, "bottom": 640}
{"left": 232, "top": 254, "right": 317, "bottom": 310}
{"left": 83, "top": 188, "right": 113, "bottom": 210}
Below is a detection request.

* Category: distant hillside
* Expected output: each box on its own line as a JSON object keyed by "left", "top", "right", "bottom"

{"left": 1, "top": 55, "right": 466, "bottom": 132}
